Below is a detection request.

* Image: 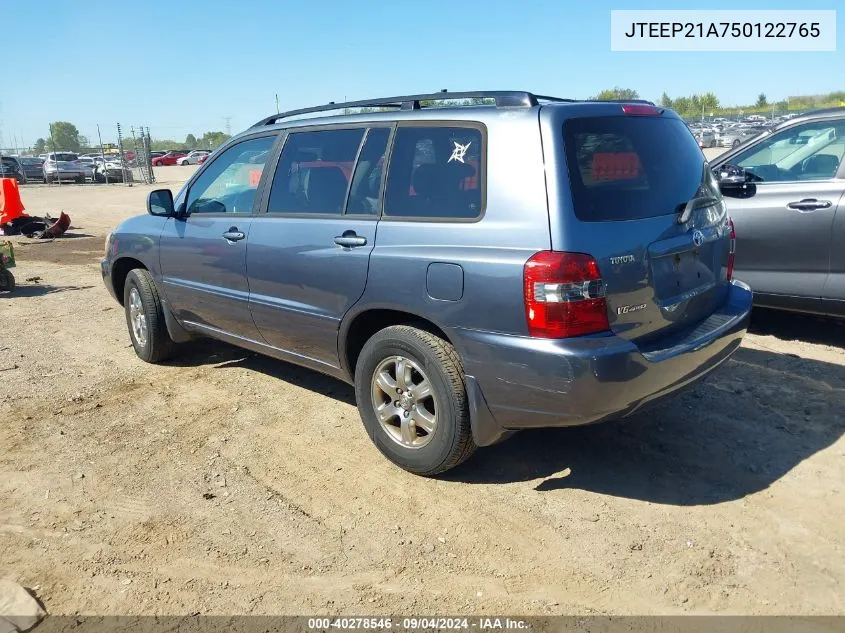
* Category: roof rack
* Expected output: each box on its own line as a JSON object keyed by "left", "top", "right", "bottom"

{"left": 252, "top": 90, "right": 576, "bottom": 127}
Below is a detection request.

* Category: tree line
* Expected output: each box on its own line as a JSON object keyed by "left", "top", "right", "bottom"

{"left": 21, "top": 89, "right": 845, "bottom": 154}
{"left": 592, "top": 87, "right": 845, "bottom": 118}
{"left": 29, "top": 123, "right": 231, "bottom": 155}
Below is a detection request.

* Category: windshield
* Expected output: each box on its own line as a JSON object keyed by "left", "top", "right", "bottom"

{"left": 563, "top": 116, "right": 705, "bottom": 222}
{"left": 51, "top": 153, "right": 78, "bottom": 162}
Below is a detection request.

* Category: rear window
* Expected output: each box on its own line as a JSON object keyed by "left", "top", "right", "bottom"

{"left": 563, "top": 117, "right": 705, "bottom": 222}
{"left": 52, "top": 153, "right": 78, "bottom": 162}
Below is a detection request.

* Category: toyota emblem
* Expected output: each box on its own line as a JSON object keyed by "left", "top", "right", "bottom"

{"left": 692, "top": 230, "right": 705, "bottom": 247}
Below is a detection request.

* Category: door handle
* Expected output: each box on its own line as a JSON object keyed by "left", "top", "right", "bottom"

{"left": 787, "top": 198, "right": 832, "bottom": 212}
{"left": 334, "top": 231, "right": 367, "bottom": 248}
{"left": 222, "top": 227, "right": 245, "bottom": 241}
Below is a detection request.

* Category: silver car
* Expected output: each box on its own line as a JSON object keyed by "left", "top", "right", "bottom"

{"left": 43, "top": 152, "right": 86, "bottom": 183}
{"left": 712, "top": 107, "right": 845, "bottom": 317}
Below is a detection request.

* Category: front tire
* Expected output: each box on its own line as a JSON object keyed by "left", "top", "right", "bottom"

{"left": 354, "top": 325, "right": 476, "bottom": 476}
{"left": 123, "top": 268, "right": 176, "bottom": 363}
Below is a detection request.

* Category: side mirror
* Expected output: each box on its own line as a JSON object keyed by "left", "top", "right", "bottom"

{"left": 715, "top": 164, "right": 756, "bottom": 199}
{"left": 147, "top": 189, "right": 174, "bottom": 216}
{"left": 715, "top": 164, "right": 747, "bottom": 186}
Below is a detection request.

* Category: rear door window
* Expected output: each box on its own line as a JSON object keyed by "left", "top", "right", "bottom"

{"left": 563, "top": 117, "right": 705, "bottom": 222}
{"left": 384, "top": 126, "right": 483, "bottom": 220}
{"left": 268, "top": 129, "right": 365, "bottom": 215}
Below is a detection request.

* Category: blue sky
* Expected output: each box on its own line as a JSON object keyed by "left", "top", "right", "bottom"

{"left": 1, "top": 0, "right": 841, "bottom": 148}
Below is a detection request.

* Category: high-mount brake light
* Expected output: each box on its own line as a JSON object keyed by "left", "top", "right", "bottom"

{"left": 621, "top": 104, "right": 663, "bottom": 116}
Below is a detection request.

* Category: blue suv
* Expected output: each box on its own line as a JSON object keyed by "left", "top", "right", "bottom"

{"left": 102, "top": 91, "right": 753, "bottom": 475}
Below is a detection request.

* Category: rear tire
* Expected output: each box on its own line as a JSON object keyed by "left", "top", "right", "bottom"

{"left": 123, "top": 268, "right": 176, "bottom": 363}
{"left": 354, "top": 325, "right": 476, "bottom": 476}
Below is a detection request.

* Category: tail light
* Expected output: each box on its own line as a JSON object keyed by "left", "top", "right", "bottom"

{"left": 726, "top": 217, "right": 736, "bottom": 281}
{"left": 523, "top": 251, "right": 610, "bottom": 338}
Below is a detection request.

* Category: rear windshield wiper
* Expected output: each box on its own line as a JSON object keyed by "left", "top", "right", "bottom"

{"left": 677, "top": 164, "right": 721, "bottom": 224}
{"left": 677, "top": 195, "right": 720, "bottom": 225}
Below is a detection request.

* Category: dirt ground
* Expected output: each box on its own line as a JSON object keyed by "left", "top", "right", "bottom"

{"left": 1, "top": 157, "right": 844, "bottom": 616}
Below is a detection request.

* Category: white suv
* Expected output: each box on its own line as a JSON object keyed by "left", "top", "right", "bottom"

{"left": 177, "top": 150, "right": 210, "bottom": 166}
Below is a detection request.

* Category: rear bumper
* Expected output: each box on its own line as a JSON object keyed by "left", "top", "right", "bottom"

{"left": 459, "top": 280, "right": 752, "bottom": 445}
{"left": 45, "top": 171, "right": 84, "bottom": 180}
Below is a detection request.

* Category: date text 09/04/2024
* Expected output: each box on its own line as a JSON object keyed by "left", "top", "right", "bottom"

{"left": 307, "top": 617, "right": 530, "bottom": 630}
{"left": 624, "top": 22, "right": 821, "bottom": 39}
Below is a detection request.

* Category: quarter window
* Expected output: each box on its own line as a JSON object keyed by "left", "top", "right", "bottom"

{"left": 268, "top": 129, "right": 365, "bottom": 215}
{"left": 186, "top": 136, "right": 275, "bottom": 214}
{"left": 384, "top": 126, "right": 482, "bottom": 219}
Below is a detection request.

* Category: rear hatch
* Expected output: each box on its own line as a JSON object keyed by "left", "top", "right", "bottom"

{"left": 48, "top": 153, "right": 81, "bottom": 173}
{"left": 558, "top": 107, "right": 733, "bottom": 346}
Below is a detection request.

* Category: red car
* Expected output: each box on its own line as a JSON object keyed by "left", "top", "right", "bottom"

{"left": 151, "top": 151, "right": 187, "bottom": 166}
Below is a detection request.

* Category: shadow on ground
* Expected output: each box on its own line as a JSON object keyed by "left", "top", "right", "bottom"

{"left": 749, "top": 307, "right": 844, "bottom": 348}
{"left": 163, "top": 310, "right": 843, "bottom": 506}
{"left": 169, "top": 339, "right": 356, "bottom": 406}
{"left": 1, "top": 284, "right": 95, "bottom": 297}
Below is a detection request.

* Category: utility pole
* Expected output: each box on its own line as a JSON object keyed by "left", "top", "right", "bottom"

{"left": 49, "top": 123, "right": 59, "bottom": 185}
{"left": 275, "top": 93, "right": 280, "bottom": 114}
{"left": 223, "top": 116, "right": 232, "bottom": 136}
{"left": 97, "top": 124, "right": 109, "bottom": 184}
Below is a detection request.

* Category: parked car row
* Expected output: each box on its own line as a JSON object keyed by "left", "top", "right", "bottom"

{"left": 0, "top": 152, "right": 132, "bottom": 183}
{"left": 150, "top": 149, "right": 209, "bottom": 166}
{"left": 687, "top": 113, "right": 805, "bottom": 149}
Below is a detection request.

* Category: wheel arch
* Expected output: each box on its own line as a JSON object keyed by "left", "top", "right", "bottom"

{"left": 339, "top": 306, "right": 457, "bottom": 382}
{"left": 111, "top": 256, "right": 147, "bottom": 306}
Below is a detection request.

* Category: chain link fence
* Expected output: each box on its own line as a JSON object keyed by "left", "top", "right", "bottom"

{"left": 1, "top": 123, "right": 156, "bottom": 187}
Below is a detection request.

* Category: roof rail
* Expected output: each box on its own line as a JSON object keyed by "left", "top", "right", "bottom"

{"left": 794, "top": 105, "right": 845, "bottom": 118}
{"left": 251, "top": 90, "right": 575, "bottom": 127}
